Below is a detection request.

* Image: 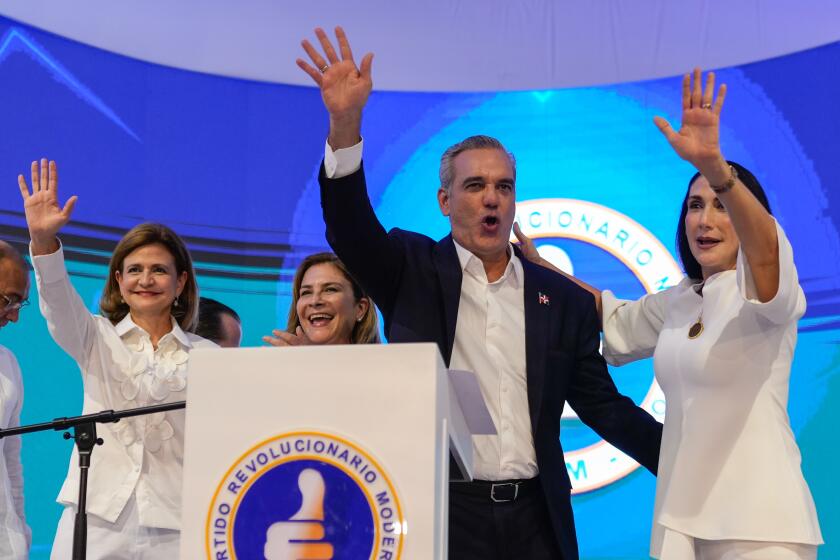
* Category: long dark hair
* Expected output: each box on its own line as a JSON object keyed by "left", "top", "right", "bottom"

{"left": 676, "top": 162, "right": 772, "bottom": 281}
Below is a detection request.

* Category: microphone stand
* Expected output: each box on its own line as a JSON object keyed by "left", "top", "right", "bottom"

{"left": 0, "top": 401, "right": 186, "bottom": 560}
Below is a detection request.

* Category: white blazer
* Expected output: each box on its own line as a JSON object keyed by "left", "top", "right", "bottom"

{"left": 601, "top": 220, "right": 822, "bottom": 557}
{"left": 32, "top": 245, "right": 216, "bottom": 530}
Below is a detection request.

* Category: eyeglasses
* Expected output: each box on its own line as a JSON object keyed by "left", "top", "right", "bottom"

{"left": 0, "top": 293, "right": 29, "bottom": 313}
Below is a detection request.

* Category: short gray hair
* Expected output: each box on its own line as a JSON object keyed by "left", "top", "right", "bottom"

{"left": 439, "top": 135, "right": 516, "bottom": 192}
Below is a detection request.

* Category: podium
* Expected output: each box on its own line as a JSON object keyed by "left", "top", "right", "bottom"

{"left": 179, "top": 343, "right": 484, "bottom": 559}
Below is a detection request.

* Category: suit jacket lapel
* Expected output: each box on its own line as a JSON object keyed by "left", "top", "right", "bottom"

{"left": 433, "top": 235, "right": 462, "bottom": 366}
{"left": 518, "top": 248, "right": 551, "bottom": 433}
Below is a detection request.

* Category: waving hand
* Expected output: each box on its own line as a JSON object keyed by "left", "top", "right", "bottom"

{"left": 297, "top": 27, "right": 373, "bottom": 149}
{"left": 17, "top": 159, "right": 77, "bottom": 255}
{"left": 653, "top": 68, "right": 727, "bottom": 176}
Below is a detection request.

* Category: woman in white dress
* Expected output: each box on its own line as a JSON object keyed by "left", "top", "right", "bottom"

{"left": 17, "top": 159, "right": 216, "bottom": 559}
{"left": 516, "top": 69, "right": 823, "bottom": 559}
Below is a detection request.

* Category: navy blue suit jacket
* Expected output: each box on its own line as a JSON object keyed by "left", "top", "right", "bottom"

{"left": 320, "top": 164, "right": 662, "bottom": 559}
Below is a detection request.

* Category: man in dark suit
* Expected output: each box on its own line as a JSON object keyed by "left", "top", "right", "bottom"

{"left": 297, "top": 27, "right": 662, "bottom": 560}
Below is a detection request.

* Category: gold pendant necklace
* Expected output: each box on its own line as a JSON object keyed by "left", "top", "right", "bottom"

{"left": 688, "top": 312, "right": 704, "bottom": 339}
{"left": 688, "top": 281, "right": 705, "bottom": 339}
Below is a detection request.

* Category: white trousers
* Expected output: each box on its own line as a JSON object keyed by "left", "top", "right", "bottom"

{"left": 50, "top": 495, "right": 179, "bottom": 560}
{"left": 660, "top": 528, "right": 818, "bottom": 560}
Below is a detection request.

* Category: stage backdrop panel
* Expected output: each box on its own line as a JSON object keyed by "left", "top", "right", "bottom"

{"left": 1, "top": 16, "right": 838, "bottom": 559}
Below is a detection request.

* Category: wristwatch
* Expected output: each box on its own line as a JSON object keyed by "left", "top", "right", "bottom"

{"left": 710, "top": 164, "right": 738, "bottom": 194}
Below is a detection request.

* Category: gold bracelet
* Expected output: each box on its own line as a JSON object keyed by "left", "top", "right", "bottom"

{"left": 710, "top": 164, "right": 738, "bottom": 194}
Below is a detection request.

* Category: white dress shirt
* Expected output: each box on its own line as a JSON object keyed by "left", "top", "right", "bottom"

{"left": 326, "top": 140, "right": 538, "bottom": 481}
{"left": 449, "top": 242, "right": 537, "bottom": 480}
{"left": 601, "top": 220, "right": 823, "bottom": 557}
{"left": 0, "top": 345, "right": 30, "bottom": 559}
{"left": 32, "top": 245, "right": 216, "bottom": 530}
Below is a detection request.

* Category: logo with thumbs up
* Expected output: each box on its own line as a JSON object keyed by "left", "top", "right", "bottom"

{"left": 264, "top": 468, "right": 334, "bottom": 559}
{"left": 206, "top": 431, "right": 405, "bottom": 560}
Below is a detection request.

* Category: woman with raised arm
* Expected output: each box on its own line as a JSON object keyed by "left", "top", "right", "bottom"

{"left": 262, "top": 252, "right": 380, "bottom": 347}
{"left": 18, "top": 160, "right": 215, "bottom": 559}
{"left": 516, "top": 70, "right": 822, "bottom": 559}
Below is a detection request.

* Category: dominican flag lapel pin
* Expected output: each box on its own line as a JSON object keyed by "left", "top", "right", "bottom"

{"left": 538, "top": 292, "right": 550, "bottom": 306}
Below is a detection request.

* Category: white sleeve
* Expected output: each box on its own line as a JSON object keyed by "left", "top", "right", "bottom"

{"left": 736, "top": 218, "right": 806, "bottom": 324}
{"left": 601, "top": 289, "right": 669, "bottom": 366}
{"left": 324, "top": 139, "right": 364, "bottom": 179}
{"left": 2, "top": 353, "right": 30, "bottom": 547}
{"left": 30, "top": 243, "right": 97, "bottom": 369}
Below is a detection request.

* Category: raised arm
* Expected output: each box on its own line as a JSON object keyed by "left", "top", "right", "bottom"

{"left": 18, "top": 159, "right": 76, "bottom": 256}
{"left": 18, "top": 160, "right": 95, "bottom": 365}
{"left": 297, "top": 26, "right": 373, "bottom": 151}
{"left": 298, "top": 28, "right": 405, "bottom": 317}
{"left": 654, "top": 69, "right": 779, "bottom": 301}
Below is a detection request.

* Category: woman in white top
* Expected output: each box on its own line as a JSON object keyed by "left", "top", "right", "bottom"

{"left": 17, "top": 159, "right": 216, "bottom": 560}
{"left": 516, "top": 69, "right": 822, "bottom": 559}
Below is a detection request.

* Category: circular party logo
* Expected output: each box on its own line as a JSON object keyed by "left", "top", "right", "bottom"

{"left": 514, "top": 198, "right": 679, "bottom": 494}
{"left": 206, "top": 431, "right": 404, "bottom": 560}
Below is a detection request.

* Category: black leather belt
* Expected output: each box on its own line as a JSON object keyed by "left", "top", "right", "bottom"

{"left": 450, "top": 477, "right": 541, "bottom": 503}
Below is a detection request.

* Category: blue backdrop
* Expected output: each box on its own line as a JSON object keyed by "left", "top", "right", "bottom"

{"left": 1, "top": 16, "right": 838, "bottom": 559}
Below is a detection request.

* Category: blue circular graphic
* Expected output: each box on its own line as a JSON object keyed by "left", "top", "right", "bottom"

{"left": 537, "top": 237, "right": 654, "bottom": 449}
{"left": 232, "top": 459, "right": 375, "bottom": 559}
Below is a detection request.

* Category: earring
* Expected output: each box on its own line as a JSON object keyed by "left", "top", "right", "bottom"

{"left": 173, "top": 297, "right": 180, "bottom": 308}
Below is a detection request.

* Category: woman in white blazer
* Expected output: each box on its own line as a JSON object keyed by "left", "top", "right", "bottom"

{"left": 516, "top": 69, "right": 822, "bottom": 559}
{"left": 18, "top": 159, "right": 216, "bottom": 560}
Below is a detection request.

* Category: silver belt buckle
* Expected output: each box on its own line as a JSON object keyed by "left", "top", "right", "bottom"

{"left": 490, "top": 482, "right": 519, "bottom": 503}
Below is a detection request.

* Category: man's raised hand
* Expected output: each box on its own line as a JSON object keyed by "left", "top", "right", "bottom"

{"left": 297, "top": 27, "right": 373, "bottom": 149}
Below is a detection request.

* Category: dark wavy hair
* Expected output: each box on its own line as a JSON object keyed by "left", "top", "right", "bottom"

{"left": 676, "top": 161, "right": 772, "bottom": 281}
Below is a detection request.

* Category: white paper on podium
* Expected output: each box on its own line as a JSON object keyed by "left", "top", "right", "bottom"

{"left": 448, "top": 369, "right": 496, "bottom": 435}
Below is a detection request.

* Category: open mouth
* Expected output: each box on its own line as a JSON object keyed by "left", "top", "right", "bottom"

{"left": 481, "top": 216, "right": 499, "bottom": 231}
{"left": 696, "top": 236, "right": 721, "bottom": 249}
{"left": 307, "top": 313, "right": 334, "bottom": 328}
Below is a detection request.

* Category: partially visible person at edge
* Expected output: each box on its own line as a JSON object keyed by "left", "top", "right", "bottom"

{"left": 263, "top": 252, "right": 380, "bottom": 346}
{"left": 196, "top": 297, "right": 242, "bottom": 348}
{"left": 296, "top": 26, "right": 662, "bottom": 560}
{"left": 17, "top": 159, "right": 216, "bottom": 559}
{"left": 0, "top": 240, "right": 32, "bottom": 559}
{"left": 515, "top": 69, "right": 822, "bottom": 559}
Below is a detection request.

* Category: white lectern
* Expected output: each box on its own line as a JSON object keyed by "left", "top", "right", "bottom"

{"left": 179, "top": 343, "right": 481, "bottom": 560}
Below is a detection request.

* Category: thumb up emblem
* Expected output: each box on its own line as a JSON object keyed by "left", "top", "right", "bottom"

{"left": 264, "top": 468, "right": 335, "bottom": 559}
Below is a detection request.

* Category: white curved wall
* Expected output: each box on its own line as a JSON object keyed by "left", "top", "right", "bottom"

{"left": 2, "top": 0, "right": 839, "bottom": 91}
